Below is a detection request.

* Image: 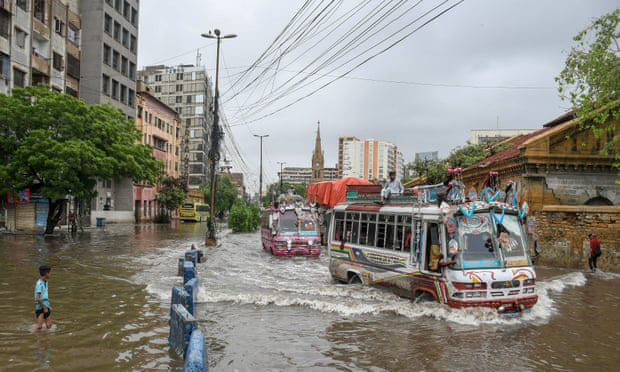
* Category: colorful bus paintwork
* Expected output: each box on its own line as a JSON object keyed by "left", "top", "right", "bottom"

{"left": 328, "top": 199, "right": 538, "bottom": 314}
{"left": 261, "top": 207, "right": 321, "bottom": 257}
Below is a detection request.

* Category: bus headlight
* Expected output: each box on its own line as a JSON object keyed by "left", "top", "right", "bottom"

{"left": 308, "top": 239, "right": 314, "bottom": 246}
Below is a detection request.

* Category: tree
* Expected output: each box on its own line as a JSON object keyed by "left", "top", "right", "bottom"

{"left": 228, "top": 202, "right": 260, "bottom": 233}
{"left": 0, "top": 86, "right": 162, "bottom": 233}
{"left": 156, "top": 176, "right": 186, "bottom": 220}
{"left": 408, "top": 160, "right": 448, "bottom": 184}
{"left": 201, "top": 175, "right": 237, "bottom": 218}
{"left": 447, "top": 143, "right": 486, "bottom": 169}
{"left": 556, "top": 9, "right": 620, "bottom": 186}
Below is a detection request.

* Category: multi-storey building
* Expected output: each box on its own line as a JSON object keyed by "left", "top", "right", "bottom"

{"left": 280, "top": 166, "right": 338, "bottom": 185}
{"left": 133, "top": 82, "right": 181, "bottom": 221}
{"left": 338, "top": 137, "right": 405, "bottom": 181}
{"left": 469, "top": 129, "right": 537, "bottom": 146}
{"left": 414, "top": 151, "right": 438, "bottom": 162}
{"left": 81, "top": 0, "right": 139, "bottom": 224}
{"left": 138, "top": 60, "right": 214, "bottom": 194}
{"left": 0, "top": 0, "right": 81, "bottom": 96}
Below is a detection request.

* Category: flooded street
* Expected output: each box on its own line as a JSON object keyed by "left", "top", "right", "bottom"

{"left": 1, "top": 224, "right": 619, "bottom": 371}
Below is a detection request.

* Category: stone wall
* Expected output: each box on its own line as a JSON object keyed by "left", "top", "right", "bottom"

{"left": 535, "top": 206, "right": 620, "bottom": 272}
{"left": 544, "top": 172, "right": 619, "bottom": 206}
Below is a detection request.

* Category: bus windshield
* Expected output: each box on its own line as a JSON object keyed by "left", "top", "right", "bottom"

{"left": 279, "top": 211, "right": 318, "bottom": 236}
{"left": 279, "top": 212, "right": 299, "bottom": 235}
{"left": 456, "top": 214, "right": 501, "bottom": 268}
{"left": 496, "top": 214, "right": 530, "bottom": 266}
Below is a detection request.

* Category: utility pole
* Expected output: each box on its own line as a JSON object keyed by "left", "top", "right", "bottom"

{"left": 254, "top": 134, "right": 269, "bottom": 204}
{"left": 201, "top": 29, "right": 237, "bottom": 246}
{"left": 277, "top": 161, "right": 286, "bottom": 194}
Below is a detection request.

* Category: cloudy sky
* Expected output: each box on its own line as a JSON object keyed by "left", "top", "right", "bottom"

{"left": 138, "top": 0, "right": 619, "bottom": 193}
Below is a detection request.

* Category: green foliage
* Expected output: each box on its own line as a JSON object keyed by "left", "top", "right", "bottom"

{"left": 261, "top": 182, "right": 306, "bottom": 206}
{"left": 228, "top": 203, "right": 260, "bottom": 233}
{"left": 556, "top": 9, "right": 620, "bottom": 187}
{"left": 447, "top": 143, "right": 486, "bottom": 168}
{"left": 0, "top": 85, "right": 163, "bottom": 232}
{"left": 408, "top": 160, "right": 448, "bottom": 184}
{"left": 156, "top": 176, "right": 186, "bottom": 216}
{"left": 201, "top": 175, "right": 237, "bottom": 218}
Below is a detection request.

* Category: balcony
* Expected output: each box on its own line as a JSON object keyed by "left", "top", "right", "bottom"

{"left": 31, "top": 50, "right": 49, "bottom": 74}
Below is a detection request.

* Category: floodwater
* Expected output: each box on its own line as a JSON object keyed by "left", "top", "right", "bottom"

{"left": 1, "top": 223, "right": 619, "bottom": 371}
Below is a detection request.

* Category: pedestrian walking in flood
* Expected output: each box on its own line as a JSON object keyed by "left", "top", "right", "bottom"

{"left": 588, "top": 233, "right": 602, "bottom": 273}
{"left": 34, "top": 265, "right": 52, "bottom": 330}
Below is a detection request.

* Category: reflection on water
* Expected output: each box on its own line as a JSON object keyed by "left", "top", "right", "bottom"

{"left": 1, "top": 224, "right": 620, "bottom": 370}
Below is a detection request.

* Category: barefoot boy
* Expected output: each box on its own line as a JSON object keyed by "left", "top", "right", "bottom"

{"left": 34, "top": 265, "right": 52, "bottom": 330}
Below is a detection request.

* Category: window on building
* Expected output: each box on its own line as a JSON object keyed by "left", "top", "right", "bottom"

{"left": 0, "top": 53, "right": 9, "bottom": 80}
{"left": 129, "top": 62, "right": 135, "bottom": 80}
{"left": 130, "top": 35, "right": 136, "bottom": 53}
{"left": 155, "top": 85, "right": 161, "bottom": 93}
{"left": 104, "top": 13, "right": 112, "bottom": 34}
{"left": 112, "top": 50, "right": 119, "bottom": 70}
{"left": 175, "top": 107, "right": 181, "bottom": 114}
{"left": 65, "top": 86, "right": 78, "bottom": 98}
{"left": 175, "top": 95, "right": 182, "bottom": 103}
{"left": 155, "top": 74, "right": 162, "bottom": 82}
{"left": 196, "top": 94, "right": 204, "bottom": 103}
{"left": 120, "top": 84, "right": 127, "bottom": 103}
{"left": 67, "top": 23, "right": 79, "bottom": 44}
{"left": 131, "top": 7, "right": 137, "bottom": 26}
{"left": 54, "top": 17, "right": 65, "bottom": 36}
{"left": 128, "top": 89, "right": 134, "bottom": 107}
{"left": 34, "top": 0, "right": 45, "bottom": 23}
{"left": 111, "top": 79, "right": 119, "bottom": 99}
{"left": 196, "top": 106, "right": 203, "bottom": 115}
{"left": 121, "top": 56, "right": 128, "bottom": 76}
{"left": 123, "top": 1, "right": 130, "bottom": 18}
{"left": 67, "top": 54, "right": 80, "bottom": 78}
{"left": 121, "top": 28, "right": 128, "bottom": 48}
{"left": 148, "top": 112, "right": 152, "bottom": 124}
{"left": 176, "top": 84, "right": 183, "bottom": 92}
{"left": 0, "top": 10, "right": 9, "bottom": 39}
{"left": 176, "top": 73, "right": 183, "bottom": 80}
{"left": 13, "top": 68, "right": 25, "bottom": 87}
{"left": 103, "top": 44, "right": 111, "bottom": 65}
{"left": 14, "top": 28, "right": 27, "bottom": 49}
{"left": 186, "top": 95, "right": 192, "bottom": 104}
{"left": 52, "top": 52, "right": 63, "bottom": 71}
{"left": 113, "top": 21, "right": 121, "bottom": 41}
{"left": 16, "top": 0, "right": 28, "bottom": 11}
{"left": 114, "top": 0, "right": 121, "bottom": 12}
{"left": 102, "top": 74, "right": 110, "bottom": 95}
{"left": 137, "top": 105, "right": 142, "bottom": 118}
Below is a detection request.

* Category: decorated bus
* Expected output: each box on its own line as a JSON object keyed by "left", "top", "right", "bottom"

{"left": 328, "top": 170, "right": 537, "bottom": 314}
{"left": 260, "top": 194, "right": 321, "bottom": 257}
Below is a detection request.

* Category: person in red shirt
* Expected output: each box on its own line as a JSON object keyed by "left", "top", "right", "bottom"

{"left": 589, "top": 233, "right": 601, "bottom": 273}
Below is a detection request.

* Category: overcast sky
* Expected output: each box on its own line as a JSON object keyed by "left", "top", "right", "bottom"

{"left": 138, "top": 0, "right": 620, "bottom": 194}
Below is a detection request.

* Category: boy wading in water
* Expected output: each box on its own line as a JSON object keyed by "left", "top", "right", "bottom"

{"left": 34, "top": 265, "right": 52, "bottom": 330}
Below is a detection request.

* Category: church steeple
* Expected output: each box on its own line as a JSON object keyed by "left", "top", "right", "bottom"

{"left": 310, "top": 121, "right": 324, "bottom": 183}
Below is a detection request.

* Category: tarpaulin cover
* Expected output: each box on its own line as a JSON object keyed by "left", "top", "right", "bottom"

{"left": 306, "top": 177, "right": 372, "bottom": 208}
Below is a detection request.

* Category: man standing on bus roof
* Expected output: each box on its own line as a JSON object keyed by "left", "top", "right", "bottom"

{"left": 380, "top": 171, "right": 404, "bottom": 203}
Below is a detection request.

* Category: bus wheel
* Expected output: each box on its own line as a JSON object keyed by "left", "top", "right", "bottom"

{"left": 414, "top": 290, "right": 435, "bottom": 303}
{"left": 347, "top": 272, "right": 362, "bottom": 284}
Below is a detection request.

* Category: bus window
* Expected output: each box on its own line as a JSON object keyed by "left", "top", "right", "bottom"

{"left": 385, "top": 215, "right": 395, "bottom": 250}
{"left": 426, "top": 223, "right": 441, "bottom": 272}
{"left": 359, "top": 214, "right": 369, "bottom": 245}
{"left": 376, "top": 215, "right": 386, "bottom": 248}
{"left": 367, "top": 215, "right": 376, "bottom": 247}
{"left": 333, "top": 212, "right": 345, "bottom": 241}
{"left": 183, "top": 203, "right": 194, "bottom": 209}
{"left": 349, "top": 212, "right": 360, "bottom": 244}
{"left": 395, "top": 215, "right": 406, "bottom": 251}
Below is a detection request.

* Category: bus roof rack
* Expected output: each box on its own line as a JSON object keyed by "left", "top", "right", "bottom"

{"left": 345, "top": 182, "right": 466, "bottom": 205}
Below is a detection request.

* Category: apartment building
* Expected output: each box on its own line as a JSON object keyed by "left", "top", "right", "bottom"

{"left": 133, "top": 82, "right": 181, "bottom": 221}
{"left": 338, "top": 137, "right": 405, "bottom": 181}
{"left": 280, "top": 166, "right": 338, "bottom": 185}
{"left": 138, "top": 61, "right": 214, "bottom": 192}
{"left": 0, "top": 0, "right": 81, "bottom": 96}
{"left": 80, "top": 0, "right": 138, "bottom": 117}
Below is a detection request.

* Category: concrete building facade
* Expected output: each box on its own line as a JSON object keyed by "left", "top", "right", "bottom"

{"left": 338, "top": 137, "right": 405, "bottom": 181}
{"left": 138, "top": 61, "right": 214, "bottom": 192}
{"left": 0, "top": 0, "right": 81, "bottom": 96}
{"left": 280, "top": 166, "right": 338, "bottom": 185}
{"left": 469, "top": 129, "right": 537, "bottom": 146}
{"left": 134, "top": 82, "right": 181, "bottom": 221}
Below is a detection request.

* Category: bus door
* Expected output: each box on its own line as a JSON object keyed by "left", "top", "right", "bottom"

{"left": 421, "top": 221, "right": 444, "bottom": 275}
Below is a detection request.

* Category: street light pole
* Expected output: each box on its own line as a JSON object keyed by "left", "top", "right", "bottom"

{"left": 277, "top": 161, "right": 286, "bottom": 194}
{"left": 254, "top": 134, "right": 269, "bottom": 204}
{"left": 201, "top": 29, "right": 237, "bottom": 246}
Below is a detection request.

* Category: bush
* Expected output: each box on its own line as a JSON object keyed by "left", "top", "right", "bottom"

{"left": 153, "top": 212, "right": 171, "bottom": 224}
{"left": 229, "top": 203, "right": 260, "bottom": 233}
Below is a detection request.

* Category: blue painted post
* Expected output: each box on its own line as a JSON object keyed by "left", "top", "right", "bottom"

{"left": 185, "top": 330, "right": 208, "bottom": 372}
{"left": 184, "top": 278, "right": 199, "bottom": 309}
{"left": 178, "top": 258, "right": 185, "bottom": 276}
{"left": 183, "top": 261, "right": 195, "bottom": 284}
{"left": 185, "top": 250, "right": 199, "bottom": 266}
{"left": 170, "top": 287, "right": 192, "bottom": 316}
{"left": 168, "top": 304, "right": 197, "bottom": 357}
